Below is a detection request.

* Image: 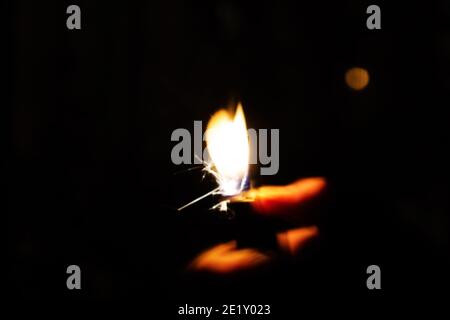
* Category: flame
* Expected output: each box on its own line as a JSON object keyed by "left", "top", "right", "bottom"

{"left": 205, "top": 103, "right": 250, "bottom": 196}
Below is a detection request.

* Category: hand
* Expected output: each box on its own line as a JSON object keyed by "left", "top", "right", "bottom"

{"left": 188, "top": 177, "right": 327, "bottom": 274}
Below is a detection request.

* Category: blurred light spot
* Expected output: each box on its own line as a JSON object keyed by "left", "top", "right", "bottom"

{"left": 188, "top": 241, "right": 270, "bottom": 274}
{"left": 345, "top": 67, "right": 370, "bottom": 91}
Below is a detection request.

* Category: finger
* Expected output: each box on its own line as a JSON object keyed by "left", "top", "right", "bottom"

{"left": 249, "top": 177, "right": 326, "bottom": 216}
{"left": 276, "top": 225, "right": 319, "bottom": 256}
{"left": 188, "top": 241, "right": 271, "bottom": 274}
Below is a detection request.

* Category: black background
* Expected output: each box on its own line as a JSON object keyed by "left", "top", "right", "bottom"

{"left": 7, "top": 0, "right": 450, "bottom": 312}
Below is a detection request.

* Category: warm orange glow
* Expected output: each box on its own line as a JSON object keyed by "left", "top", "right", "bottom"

{"left": 345, "top": 67, "right": 369, "bottom": 90}
{"left": 188, "top": 241, "right": 270, "bottom": 274}
{"left": 205, "top": 103, "right": 250, "bottom": 196}
{"left": 277, "top": 226, "right": 319, "bottom": 256}
{"left": 248, "top": 177, "right": 327, "bottom": 215}
{"left": 345, "top": 67, "right": 370, "bottom": 91}
{"left": 189, "top": 227, "right": 319, "bottom": 273}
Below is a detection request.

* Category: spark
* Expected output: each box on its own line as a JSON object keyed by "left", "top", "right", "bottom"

{"left": 177, "top": 156, "right": 233, "bottom": 212}
{"left": 177, "top": 186, "right": 221, "bottom": 211}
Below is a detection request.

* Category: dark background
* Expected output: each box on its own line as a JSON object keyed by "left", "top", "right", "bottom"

{"left": 7, "top": 0, "right": 449, "bottom": 312}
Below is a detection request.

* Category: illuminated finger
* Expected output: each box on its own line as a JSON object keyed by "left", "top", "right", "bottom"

{"left": 276, "top": 226, "right": 319, "bottom": 256}
{"left": 188, "top": 241, "right": 271, "bottom": 274}
{"left": 249, "top": 177, "right": 326, "bottom": 216}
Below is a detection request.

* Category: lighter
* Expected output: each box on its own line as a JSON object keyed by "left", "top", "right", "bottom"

{"left": 177, "top": 103, "right": 284, "bottom": 252}
{"left": 225, "top": 193, "right": 283, "bottom": 253}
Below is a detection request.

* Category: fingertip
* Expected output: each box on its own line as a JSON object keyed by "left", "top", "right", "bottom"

{"left": 251, "top": 177, "right": 327, "bottom": 215}
{"left": 277, "top": 226, "right": 319, "bottom": 256}
{"left": 188, "top": 241, "right": 271, "bottom": 274}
